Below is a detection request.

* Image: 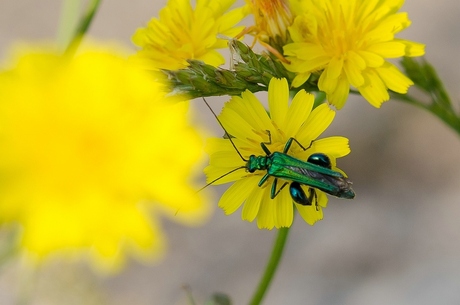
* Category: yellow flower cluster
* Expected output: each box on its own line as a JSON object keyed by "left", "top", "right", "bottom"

{"left": 0, "top": 0, "right": 429, "bottom": 248}
{"left": 243, "top": 0, "right": 425, "bottom": 108}
{"left": 132, "top": 0, "right": 247, "bottom": 70}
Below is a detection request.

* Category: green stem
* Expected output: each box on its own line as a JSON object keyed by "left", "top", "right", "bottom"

{"left": 248, "top": 227, "right": 291, "bottom": 305}
{"left": 64, "top": 0, "right": 102, "bottom": 55}
{"left": 391, "top": 92, "right": 460, "bottom": 136}
{"left": 350, "top": 88, "right": 460, "bottom": 137}
{"left": 56, "top": 0, "right": 81, "bottom": 49}
{"left": 388, "top": 57, "right": 460, "bottom": 136}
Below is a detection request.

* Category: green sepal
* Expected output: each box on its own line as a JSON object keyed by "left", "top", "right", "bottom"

{"left": 163, "top": 39, "right": 320, "bottom": 98}
{"left": 163, "top": 59, "right": 264, "bottom": 98}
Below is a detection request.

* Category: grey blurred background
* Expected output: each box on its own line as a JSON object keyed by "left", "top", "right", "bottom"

{"left": 0, "top": 0, "right": 460, "bottom": 304}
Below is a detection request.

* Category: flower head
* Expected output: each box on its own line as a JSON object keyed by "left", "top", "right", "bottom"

{"left": 283, "top": 0, "right": 425, "bottom": 108}
{"left": 205, "top": 78, "right": 352, "bottom": 229}
{"left": 0, "top": 42, "right": 210, "bottom": 270}
{"left": 132, "top": 0, "right": 247, "bottom": 71}
{"left": 243, "top": 0, "right": 293, "bottom": 50}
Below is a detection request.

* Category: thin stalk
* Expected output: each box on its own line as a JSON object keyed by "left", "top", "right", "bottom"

{"left": 392, "top": 93, "right": 460, "bottom": 135}
{"left": 248, "top": 227, "right": 291, "bottom": 305}
{"left": 350, "top": 90, "right": 460, "bottom": 137}
{"left": 64, "top": 0, "right": 102, "bottom": 55}
{"left": 56, "top": 0, "right": 81, "bottom": 49}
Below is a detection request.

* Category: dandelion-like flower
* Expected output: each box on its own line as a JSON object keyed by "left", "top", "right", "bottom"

{"left": 132, "top": 0, "right": 247, "bottom": 70}
{"left": 283, "top": 0, "right": 425, "bottom": 109}
{"left": 240, "top": 0, "right": 293, "bottom": 53}
{"left": 205, "top": 78, "right": 352, "bottom": 229}
{"left": 0, "top": 43, "right": 210, "bottom": 270}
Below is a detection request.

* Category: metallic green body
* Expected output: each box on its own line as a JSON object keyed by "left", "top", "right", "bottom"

{"left": 247, "top": 137, "right": 355, "bottom": 202}
{"left": 200, "top": 96, "right": 354, "bottom": 204}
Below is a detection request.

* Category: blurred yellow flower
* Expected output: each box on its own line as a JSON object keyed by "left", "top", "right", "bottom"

{"left": 205, "top": 78, "right": 352, "bottom": 229}
{"left": 0, "top": 43, "right": 210, "bottom": 270}
{"left": 284, "top": 0, "right": 425, "bottom": 108}
{"left": 132, "top": 0, "right": 247, "bottom": 70}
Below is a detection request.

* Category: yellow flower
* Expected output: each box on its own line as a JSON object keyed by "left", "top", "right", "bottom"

{"left": 242, "top": 0, "right": 293, "bottom": 51}
{"left": 204, "top": 78, "right": 352, "bottom": 229}
{"left": 132, "top": 0, "right": 247, "bottom": 71}
{"left": 0, "top": 42, "right": 210, "bottom": 271}
{"left": 283, "top": 0, "right": 425, "bottom": 109}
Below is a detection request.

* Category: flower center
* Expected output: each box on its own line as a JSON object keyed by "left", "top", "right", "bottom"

{"left": 313, "top": 3, "right": 371, "bottom": 60}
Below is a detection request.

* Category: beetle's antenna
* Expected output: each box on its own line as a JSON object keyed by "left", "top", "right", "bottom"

{"left": 202, "top": 97, "right": 248, "bottom": 162}
{"left": 197, "top": 166, "right": 246, "bottom": 192}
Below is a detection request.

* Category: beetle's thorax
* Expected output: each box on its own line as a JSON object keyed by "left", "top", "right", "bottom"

{"left": 247, "top": 154, "right": 271, "bottom": 173}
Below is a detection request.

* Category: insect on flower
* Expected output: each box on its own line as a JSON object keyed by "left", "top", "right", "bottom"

{"left": 202, "top": 77, "right": 355, "bottom": 228}
{"left": 200, "top": 98, "right": 355, "bottom": 208}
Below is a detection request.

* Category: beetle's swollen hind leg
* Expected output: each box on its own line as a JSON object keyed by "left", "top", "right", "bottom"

{"left": 271, "top": 178, "right": 288, "bottom": 199}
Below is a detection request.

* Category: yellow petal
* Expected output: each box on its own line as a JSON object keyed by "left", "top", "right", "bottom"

{"left": 229, "top": 91, "right": 273, "bottom": 132}
{"left": 357, "top": 50, "right": 385, "bottom": 68}
{"left": 290, "top": 55, "right": 330, "bottom": 73}
{"left": 291, "top": 72, "right": 311, "bottom": 88}
{"left": 328, "top": 56, "right": 344, "bottom": 79}
{"left": 241, "top": 90, "right": 273, "bottom": 130}
{"left": 396, "top": 39, "right": 426, "bottom": 57}
{"left": 377, "top": 12, "right": 411, "bottom": 35}
{"left": 220, "top": 106, "right": 260, "bottom": 144}
{"left": 197, "top": 50, "right": 225, "bottom": 67}
{"left": 316, "top": 190, "right": 328, "bottom": 208}
{"left": 268, "top": 78, "right": 289, "bottom": 127}
{"left": 296, "top": 103, "right": 335, "bottom": 144}
{"left": 344, "top": 54, "right": 365, "bottom": 87}
{"left": 318, "top": 68, "right": 340, "bottom": 93}
{"left": 205, "top": 137, "right": 231, "bottom": 154}
{"left": 242, "top": 185, "right": 264, "bottom": 222}
{"left": 284, "top": 43, "right": 325, "bottom": 61}
{"left": 295, "top": 200, "right": 323, "bottom": 225}
{"left": 367, "top": 41, "right": 406, "bottom": 58}
{"left": 208, "top": 150, "right": 244, "bottom": 168}
{"left": 376, "top": 61, "right": 413, "bottom": 94}
{"left": 358, "top": 69, "right": 389, "bottom": 108}
{"left": 283, "top": 90, "right": 314, "bottom": 136}
{"left": 326, "top": 75, "right": 350, "bottom": 109}
{"left": 256, "top": 186, "right": 277, "bottom": 229}
{"left": 217, "top": 6, "right": 249, "bottom": 37}
{"left": 309, "top": 136, "right": 350, "bottom": 158}
{"left": 349, "top": 50, "right": 366, "bottom": 69}
{"left": 274, "top": 188, "right": 294, "bottom": 228}
{"left": 204, "top": 165, "right": 246, "bottom": 185}
{"left": 218, "top": 176, "right": 260, "bottom": 214}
